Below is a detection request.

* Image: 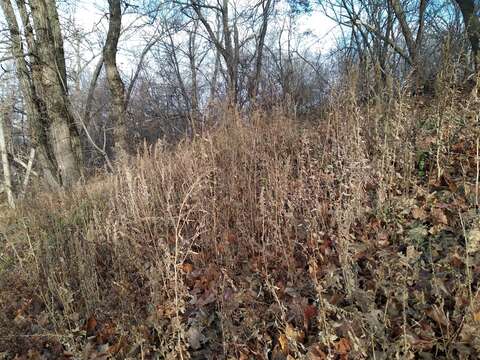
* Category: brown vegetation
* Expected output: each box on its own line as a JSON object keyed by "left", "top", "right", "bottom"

{"left": 1, "top": 80, "right": 479, "bottom": 359}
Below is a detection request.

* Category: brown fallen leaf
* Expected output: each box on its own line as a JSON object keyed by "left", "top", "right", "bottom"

{"left": 181, "top": 262, "right": 193, "bottom": 273}
{"left": 431, "top": 208, "right": 448, "bottom": 225}
{"left": 285, "top": 323, "right": 305, "bottom": 343}
{"left": 85, "top": 314, "right": 98, "bottom": 335}
{"left": 450, "top": 252, "right": 464, "bottom": 268}
{"left": 96, "top": 322, "right": 116, "bottom": 344}
{"left": 412, "top": 207, "right": 427, "bottom": 220}
{"left": 335, "top": 337, "right": 351, "bottom": 355}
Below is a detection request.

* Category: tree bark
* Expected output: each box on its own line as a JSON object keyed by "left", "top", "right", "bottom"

{"left": 191, "top": 0, "right": 238, "bottom": 104}
{"left": 453, "top": 0, "right": 480, "bottom": 71}
{"left": 388, "top": 0, "right": 417, "bottom": 63}
{"left": 29, "top": 0, "right": 83, "bottom": 186}
{"left": 0, "top": 111, "right": 15, "bottom": 208}
{"left": 1, "top": 0, "right": 61, "bottom": 189}
{"left": 188, "top": 21, "right": 200, "bottom": 131}
{"left": 249, "top": 0, "right": 273, "bottom": 99}
{"left": 84, "top": 56, "right": 104, "bottom": 125}
{"left": 103, "top": 0, "right": 128, "bottom": 157}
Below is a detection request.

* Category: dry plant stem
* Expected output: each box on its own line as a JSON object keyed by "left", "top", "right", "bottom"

{"left": 4, "top": 233, "right": 22, "bottom": 269}
{"left": 402, "top": 284, "right": 408, "bottom": 355}
{"left": 458, "top": 212, "right": 472, "bottom": 302}
{"left": 476, "top": 137, "right": 479, "bottom": 209}
{"left": 436, "top": 112, "right": 444, "bottom": 180}
{"left": 173, "top": 175, "right": 204, "bottom": 359}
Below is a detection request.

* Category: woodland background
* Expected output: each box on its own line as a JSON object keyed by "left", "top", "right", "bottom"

{"left": 0, "top": 0, "right": 480, "bottom": 358}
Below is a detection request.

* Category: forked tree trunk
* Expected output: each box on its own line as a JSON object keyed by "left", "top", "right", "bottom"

{"left": 388, "top": 0, "right": 426, "bottom": 88}
{"left": 192, "top": 0, "right": 239, "bottom": 105}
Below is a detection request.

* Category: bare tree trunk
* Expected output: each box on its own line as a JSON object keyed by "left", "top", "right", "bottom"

{"left": 249, "top": 0, "right": 273, "bottom": 99}
{"left": 454, "top": 0, "right": 480, "bottom": 71}
{"left": 209, "top": 14, "right": 222, "bottom": 103}
{"left": 126, "top": 38, "right": 158, "bottom": 109}
{"left": 0, "top": 111, "right": 15, "bottom": 208}
{"left": 29, "top": 0, "right": 83, "bottom": 186}
{"left": 84, "top": 56, "right": 104, "bottom": 125}
{"left": 387, "top": 0, "right": 428, "bottom": 89}
{"left": 103, "top": 0, "right": 128, "bottom": 157}
{"left": 191, "top": 0, "right": 238, "bottom": 104}
{"left": 166, "top": 29, "right": 191, "bottom": 115}
{"left": 188, "top": 21, "right": 200, "bottom": 132}
{"left": 388, "top": 0, "right": 417, "bottom": 63}
{"left": 1, "top": 0, "right": 60, "bottom": 189}
{"left": 222, "top": 0, "right": 238, "bottom": 104}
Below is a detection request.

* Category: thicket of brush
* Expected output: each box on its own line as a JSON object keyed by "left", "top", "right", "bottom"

{"left": 0, "top": 75, "right": 479, "bottom": 359}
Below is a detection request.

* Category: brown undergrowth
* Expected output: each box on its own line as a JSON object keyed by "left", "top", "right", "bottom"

{"left": 0, "top": 88, "right": 479, "bottom": 359}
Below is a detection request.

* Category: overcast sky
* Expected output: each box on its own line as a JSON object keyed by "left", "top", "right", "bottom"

{"left": 68, "top": 0, "right": 338, "bottom": 49}
{"left": 55, "top": 0, "right": 339, "bottom": 81}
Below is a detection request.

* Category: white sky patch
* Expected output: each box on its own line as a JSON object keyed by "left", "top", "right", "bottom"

{"left": 297, "top": 10, "right": 338, "bottom": 52}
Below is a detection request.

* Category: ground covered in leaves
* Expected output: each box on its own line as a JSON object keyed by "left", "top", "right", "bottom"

{"left": 0, "top": 96, "right": 479, "bottom": 359}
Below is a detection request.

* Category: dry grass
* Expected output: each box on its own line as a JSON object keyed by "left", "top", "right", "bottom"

{"left": 0, "top": 87, "right": 479, "bottom": 359}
